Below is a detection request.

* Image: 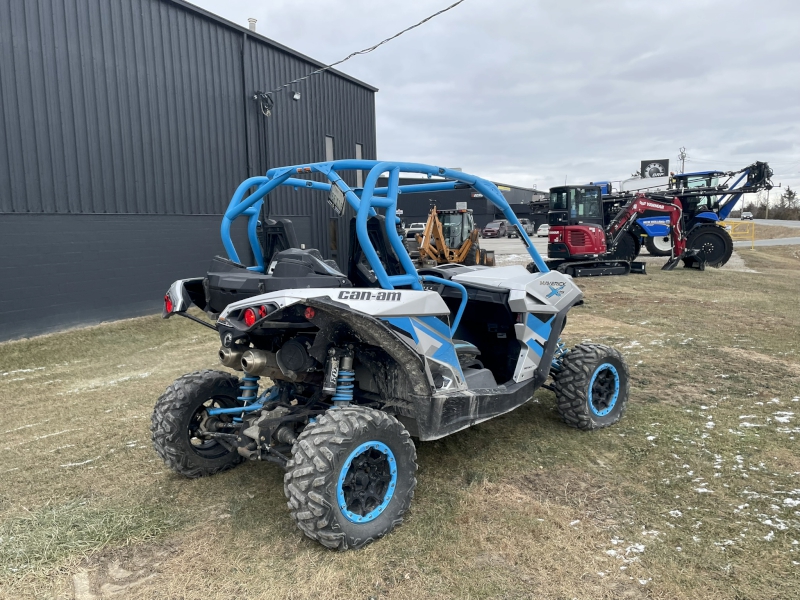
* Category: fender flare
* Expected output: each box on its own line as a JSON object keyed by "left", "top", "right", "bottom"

{"left": 304, "top": 296, "right": 432, "bottom": 397}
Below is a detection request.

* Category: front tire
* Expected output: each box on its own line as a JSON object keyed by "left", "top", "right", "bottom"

{"left": 463, "top": 244, "right": 479, "bottom": 266}
{"left": 151, "top": 370, "right": 244, "bottom": 478}
{"left": 606, "top": 232, "right": 639, "bottom": 262}
{"left": 284, "top": 407, "right": 417, "bottom": 550}
{"left": 553, "top": 344, "right": 629, "bottom": 430}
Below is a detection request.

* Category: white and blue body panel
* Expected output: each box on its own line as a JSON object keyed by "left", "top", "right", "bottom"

{"left": 218, "top": 263, "right": 581, "bottom": 393}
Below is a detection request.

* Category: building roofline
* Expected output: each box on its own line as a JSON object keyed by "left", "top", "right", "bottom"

{"left": 169, "top": 0, "right": 379, "bottom": 92}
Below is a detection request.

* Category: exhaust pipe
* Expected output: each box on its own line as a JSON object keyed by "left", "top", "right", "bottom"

{"left": 241, "top": 349, "right": 278, "bottom": 376}
{"left": 219, "top": 346, "right": 246, "bottom": 370}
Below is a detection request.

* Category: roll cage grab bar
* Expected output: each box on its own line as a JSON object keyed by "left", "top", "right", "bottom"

{"left": 220, "top": 160, "right": 550, "bottom": 294}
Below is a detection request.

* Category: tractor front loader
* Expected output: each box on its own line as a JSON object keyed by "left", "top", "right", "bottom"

{"left": 415, "top": 206, "right": 494, "bottom": 267}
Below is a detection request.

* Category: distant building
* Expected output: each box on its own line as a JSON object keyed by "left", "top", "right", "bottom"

{"left": 389, "top": 177, "right": 546, "bottom": 227}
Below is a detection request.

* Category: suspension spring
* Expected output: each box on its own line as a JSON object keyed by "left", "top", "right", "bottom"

{"left": 551, "top": 338, "right": 569, "bottom": 371}
{"left": 238, "top": 374, "right": 260, "bottom": 406}
{"left": 331, "top": 355, "right": 354, "bottom": 405}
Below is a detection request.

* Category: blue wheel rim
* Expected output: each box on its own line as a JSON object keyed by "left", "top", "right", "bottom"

{"left": 336, "top": 441, "right": 397, "bottom": 524}
{"left": 588, "top": 363, "right": 620, "bottom": 417}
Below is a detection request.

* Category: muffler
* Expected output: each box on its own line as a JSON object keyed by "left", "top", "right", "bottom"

{"left": 219, "top": 346, "right": 246, "bottom": 370}
{"left": 240, "top": 349, "right": 278, "bottom": 376}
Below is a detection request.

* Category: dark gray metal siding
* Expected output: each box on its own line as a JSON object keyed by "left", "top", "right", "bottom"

{"left": 0, "top": 0, "right": 376, "bottom": 341}
{"left": 0, "top": 214, "right": 252, "bottom": 341}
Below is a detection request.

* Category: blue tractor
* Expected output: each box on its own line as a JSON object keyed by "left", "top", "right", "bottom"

{"left": 613, "top": 162, "right": 773, "bottom": 265}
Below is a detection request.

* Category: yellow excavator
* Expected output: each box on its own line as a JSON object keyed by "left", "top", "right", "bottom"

{"left": 413, "top": 206, "right": 495, "bottom": 267}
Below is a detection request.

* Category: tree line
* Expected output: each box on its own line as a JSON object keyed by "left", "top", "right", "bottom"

{"left": 737, "top": 187, "right": 799, "bottom": 220}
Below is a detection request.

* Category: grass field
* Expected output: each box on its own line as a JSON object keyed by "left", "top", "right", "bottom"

{"left": 1, "top": 247, "right": 799, "bottom": 599}
{"left": 752, "top": 224, "right": 798, "bottom": 241}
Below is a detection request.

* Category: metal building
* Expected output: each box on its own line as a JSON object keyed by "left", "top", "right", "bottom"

{"left": 390, "top": 178, "right": 547, "bottom": 228}
{"left": 0, "top": 0, "right": 377, "bottom": 341}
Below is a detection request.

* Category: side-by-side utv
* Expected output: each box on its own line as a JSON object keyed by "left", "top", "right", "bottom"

{"left": 154, "top": 160, "right": 630, "bottom": 550}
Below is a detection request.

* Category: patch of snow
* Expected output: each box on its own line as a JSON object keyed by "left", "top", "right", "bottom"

{"left": 3, "top": 420, "right": 50, "bottom": 434}
{"left": 60, "top": 456, "right": 100, "bottom": 468}
{"left": 625, "top": 543, "right": 645, "bottom": 555}
{"left": 1, "top": 367, "right": 46, "bottom": 377}
{"left": 669, "top": 510, "right": 683, "bottom": 518}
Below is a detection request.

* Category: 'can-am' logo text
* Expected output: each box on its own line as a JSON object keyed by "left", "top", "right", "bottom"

{"left": 338, "top": 291, "right": 401, "bottom": 301}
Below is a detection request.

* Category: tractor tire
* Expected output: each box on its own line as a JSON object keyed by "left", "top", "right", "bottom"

{"left": 151, "top": 370, "right": 244, "bottom": 478}
{"left": 552, "top": 344, "right": 629, "bottom": 430}
{"left": 284, "top": 407, "right": 417, "bottom": 551}
{"left": 683, "top": 224, "right": 733, "bottom": 268}
{"left": 463, "top": 244, "right": 479, "bottom": 266}
{"left": 645, "top": 233, "right": 672, "bottom": 256}
{"left": 607, "top": 232, "right": 639, "bottom": 262}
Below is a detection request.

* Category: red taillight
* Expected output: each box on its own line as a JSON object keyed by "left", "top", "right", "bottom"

{"left": 164, "top": 294, "right": 173, "bottom": 313}
{"left": 243, "top": 308, "right": 257, "bottom": 327}
{"left": 258, "top": 305, "right": 268, "bottom": 318}
{"left": 304, "top": 307, "right": 316, "bottom": 320}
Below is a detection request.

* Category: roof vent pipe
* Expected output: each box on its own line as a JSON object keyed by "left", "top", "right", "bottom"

{"left": 247, "top": 18, "right": 257, "bottom": 32}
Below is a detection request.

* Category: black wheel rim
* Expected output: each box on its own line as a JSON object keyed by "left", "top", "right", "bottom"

{"left": 188, "top": 397, "right": 236, "bottom": 460}
{"left": 338, "top": 442, "right": 397, "bottom": 523}
{"left": 588, "top": 363, "right": 620, "bottom": 417}
{"left": 693, "top": 232, "right": 726, "bottom": 263}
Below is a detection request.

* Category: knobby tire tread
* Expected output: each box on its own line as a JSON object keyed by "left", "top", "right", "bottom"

{"left": 151, "top": 369, "right": 243, "bottom": 478}
{"left": 553, "top": 343, "right": 629, "bottom": 431}
{"left": 284, "top": 407, "right": 417, "bottom": 550}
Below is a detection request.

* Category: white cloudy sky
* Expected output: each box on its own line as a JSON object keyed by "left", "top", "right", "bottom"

{"left": 190, "top": 0, "right": 800, "bottom": 193}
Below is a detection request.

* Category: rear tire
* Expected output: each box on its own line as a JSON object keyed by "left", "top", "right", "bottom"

{"left": 683, "top": 224, "right": 733, "bottom": 268}
{"left": 463, "top": 244, "right": 479, "bottom": 266}
{"left": 553, "top": 344, "right": 629, "bottom": 430}
{"left": 645, "top": 234, "right": 672, "bottom": 256}
{"left": 284, "top": 407, "right": 417, "bottom": 550}
{"left": 151, "top": 370, "right": 244, "bottom": 478}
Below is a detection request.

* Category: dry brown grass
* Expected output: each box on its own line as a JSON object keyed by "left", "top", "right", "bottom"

{"left": 753, "top": 224, "right": 800, "bottom": 240}
{"left": 1, "top": 246, "right": 799, "bottom": 599}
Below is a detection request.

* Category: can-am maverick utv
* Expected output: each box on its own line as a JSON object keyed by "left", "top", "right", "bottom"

{"left": 154, "top": 160, "right": 629, "bottom": 550}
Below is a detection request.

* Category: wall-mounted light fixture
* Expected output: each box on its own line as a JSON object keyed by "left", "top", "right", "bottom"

{"left": 292, "top": 91, "right": 301, "bottom": 101}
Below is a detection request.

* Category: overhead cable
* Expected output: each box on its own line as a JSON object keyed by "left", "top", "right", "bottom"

{"left": 255, "top": 0, "right": 467, "bottom": 111}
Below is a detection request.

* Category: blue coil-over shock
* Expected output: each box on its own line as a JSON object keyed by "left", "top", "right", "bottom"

{"left": 238, "top": 373, "right": 260, "bottom": 405}
{"left": 551, "top": 338, "right": 569, "bottom": 371}
{"left": 324, "top": 350, "right": 354, "bottom": 406}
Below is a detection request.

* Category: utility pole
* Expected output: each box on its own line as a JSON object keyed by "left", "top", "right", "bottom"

{"left": 678, "top": 147, "right": 687, "bottom": 174}
{"left": 765, "top": 188, "right": 770, "bottom": 220}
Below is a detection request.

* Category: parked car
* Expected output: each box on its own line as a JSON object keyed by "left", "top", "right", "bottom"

{"left": 537, "top": 223, "right": 550, "bottom": 237}
{"left": 508, "top": 218, "right": 533, "bottom": 238}
{"left": 405, "top": 222, "right": 426, "bottom": 239}
{"left": 482, "top": 220, "right": 508, "bottom": 238}
{"left": 741, "top": 212, "right": 754, "bottom": 220}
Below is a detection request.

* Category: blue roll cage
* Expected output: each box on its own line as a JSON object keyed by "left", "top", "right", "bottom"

{"left": 222, "top": 160, "right": 548, "bottom": 282}
{"left": 220, "top": 161, "right": 549, "bottom": 333}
